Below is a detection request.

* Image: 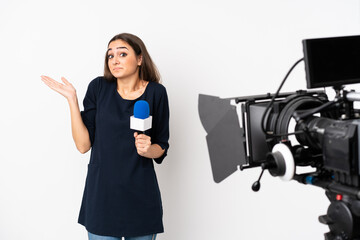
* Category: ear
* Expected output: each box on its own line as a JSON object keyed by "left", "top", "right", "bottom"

{"left": 137, "top": 54, "right": 143, "bottom": 66}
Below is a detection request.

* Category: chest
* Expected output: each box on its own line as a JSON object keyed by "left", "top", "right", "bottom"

{"left": 95, "top": 84, "right": 154, "bottom": 134}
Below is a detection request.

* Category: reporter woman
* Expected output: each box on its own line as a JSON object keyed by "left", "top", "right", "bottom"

{"left": 41, "top": 33, "right": 169, "bottom": 240}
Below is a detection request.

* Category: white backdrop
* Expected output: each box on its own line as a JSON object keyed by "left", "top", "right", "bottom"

{"left": 1, "top": 0, "right": 360, "bottom": 239}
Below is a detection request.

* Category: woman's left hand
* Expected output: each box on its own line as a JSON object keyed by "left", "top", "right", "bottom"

{"left": 134, "top": 132, "right": 151, "bottom": 156}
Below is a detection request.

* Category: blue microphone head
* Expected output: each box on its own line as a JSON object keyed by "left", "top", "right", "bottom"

{"left": 134, "top": 100, "right": 150, "bottom": 119}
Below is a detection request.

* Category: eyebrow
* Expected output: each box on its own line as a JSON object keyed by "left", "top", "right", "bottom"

{"left": 107, "top": 46, "right": 129, "bottom": 53}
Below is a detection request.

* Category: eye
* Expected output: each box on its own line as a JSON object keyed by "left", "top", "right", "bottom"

{"left": 108, "top": 54, "right": 114, "bottom": 59}
{"left": 120, "top": 53, "right": 127, "bottom": 57}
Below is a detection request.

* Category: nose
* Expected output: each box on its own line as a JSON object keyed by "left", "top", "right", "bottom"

{"left": 111, "top": 55, "right": 120, "bottom": 65}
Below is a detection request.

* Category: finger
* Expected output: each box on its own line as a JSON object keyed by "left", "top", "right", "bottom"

{"left": 42, "top": 76, "right": 65, "bottom": 87}
{"left": 41, "top": 75, "right": 57, "bottom": 82}
{"left": 42, "top": 81, "right": 62, "bottom": 93}
{"left": 41, "top": 77, "right": 67, "bottom": 95}
{"left": 136, "top": 145, "right": 146, "bottom": 153}
{"left": 134, "top": 132, "right": 138, "bottom": 138}
{"left": 138, "top": 144, "right": 149, "bottom": 150}
{"left": 41, "top": 75, "right": 51, "bottom": 80}
{"left": 41, "top": 76, "right": 60, "bottom": 86}
{"left": 41, "top": 76, "right": 53, "bottom": 85}
{"left": 136, "top": 140, "right": 150, "bottom": 146}
{"left": 41, "top": 78, "right": 58, "bottom": 88}
{"left": 135, "top": 136, "right": 150, "bottom": 143}
{"left": 135, "top": 133, "right": 144, "bottom": 139}
{"left": 135, "top": 136, "right": 147, "bottom": 142}
{"left": 136, "top": 134, "right": 150, "bottom": 140}
{"left": 135, "top": 139, "right": 150, "bottom": 147}
{"left": 136, "top": 147, "right": 146, "bottom": 154}
{"left": 42, "top": 79, "right": 62, "bottom": 90}
{"left": 61, "top": 77, "right": 71, "bottom": 86}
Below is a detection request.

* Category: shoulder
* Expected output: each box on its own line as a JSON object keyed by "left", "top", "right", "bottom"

{"left": 148, "top": 81, "right": 168, "bottom": 97}
{"left": 88, "top": 76, "right": 107, "bottom": 88}
{"left": 87, "top": 76, "right": 113, "bottom": 93}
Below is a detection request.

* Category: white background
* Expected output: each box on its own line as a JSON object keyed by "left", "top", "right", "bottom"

{"left": 1, "top": 0, "right": 360, "bottom": 239}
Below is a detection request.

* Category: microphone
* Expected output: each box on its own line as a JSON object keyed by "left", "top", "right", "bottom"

{"left": 130, "top": 100, "right": 152, "bottom": 132}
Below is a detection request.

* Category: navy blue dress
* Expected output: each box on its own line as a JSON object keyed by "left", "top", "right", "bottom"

{"left": 78, "top": 77, "right": 169, "bottom": 238}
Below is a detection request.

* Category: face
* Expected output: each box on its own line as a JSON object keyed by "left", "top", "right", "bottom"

{"left": 107, "top": 40, "right": 142, "bottom": 80}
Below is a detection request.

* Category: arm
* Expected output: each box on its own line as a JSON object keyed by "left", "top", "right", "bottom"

{"left": 141, "top": 84, "right": 170, "bottom": 163}
{"left": 41, "top": 76, "right": 91, "bottom": 154}
{"left": 68, "top": 96, "right": 91, "bottom": 153}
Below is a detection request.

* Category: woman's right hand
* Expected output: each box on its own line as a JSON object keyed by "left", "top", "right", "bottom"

{"left": 41, "top": 75, "right": 77, "bottom": 101}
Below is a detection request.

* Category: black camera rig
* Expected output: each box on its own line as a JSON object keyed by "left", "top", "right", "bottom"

{"left": 199, "top": 35, "right": 360, "bottom": 240}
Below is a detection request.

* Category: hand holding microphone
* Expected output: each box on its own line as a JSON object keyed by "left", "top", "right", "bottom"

{"left": 131, "top": 100, "right": 153, "bottom": 157}
{"left": 134, "top": 132, "right": 151, "bottom": 156}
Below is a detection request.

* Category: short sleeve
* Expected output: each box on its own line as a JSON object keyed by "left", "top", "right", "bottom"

{"left": 80, "top": 78, "right": 99, "bottom": 146}
{"left": 152, "top": 85, "right": 170, "bottom": 164}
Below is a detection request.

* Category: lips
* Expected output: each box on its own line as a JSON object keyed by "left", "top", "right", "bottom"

{"left": 113, "top": 67, "right": 123, "bottom": 71}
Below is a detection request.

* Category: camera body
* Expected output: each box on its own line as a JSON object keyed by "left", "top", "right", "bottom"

{"left": 240, "top": 89, "right": 360, "bottom": 189}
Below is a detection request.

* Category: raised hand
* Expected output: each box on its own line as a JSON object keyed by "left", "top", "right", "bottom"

{"left": 41, "top": 75, "right": 77, "bottom": 101}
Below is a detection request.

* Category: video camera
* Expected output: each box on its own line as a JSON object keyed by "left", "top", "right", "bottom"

{"left": 199, "top": 35, "right": 360, "bottom": 240}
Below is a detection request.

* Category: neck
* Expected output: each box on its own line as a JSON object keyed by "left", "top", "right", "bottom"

{"left": 116, "top": 72, "right": 141, "bottom": 92}
{"left": 116, "top": 77, "right": 148, "bottom": 100}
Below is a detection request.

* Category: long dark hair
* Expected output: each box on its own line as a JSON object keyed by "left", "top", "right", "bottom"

{"left": 104, "top": 33, "right": 161, "bottom": 83}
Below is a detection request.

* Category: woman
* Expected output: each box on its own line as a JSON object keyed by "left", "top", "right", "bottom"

{"left": 41, "top": 33, "right": 169, "bottom": 240}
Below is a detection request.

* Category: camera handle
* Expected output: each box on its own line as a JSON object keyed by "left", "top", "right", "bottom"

{"left": 252, "top": 168, "right": 265, "bottom": 192}
{"left": 252, "top": 143, "right": 295, "bottom": 192}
